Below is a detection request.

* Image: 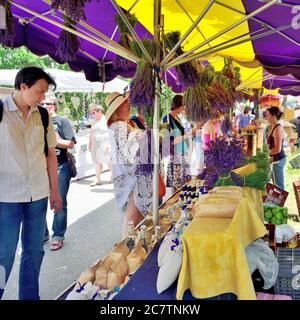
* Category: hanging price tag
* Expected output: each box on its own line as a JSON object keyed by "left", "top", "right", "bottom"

{"left": 0, "top": 5, "right": 6, "bottom": 30}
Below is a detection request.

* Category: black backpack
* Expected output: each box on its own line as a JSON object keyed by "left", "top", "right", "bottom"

{"left": 0, "top": 99, "right": 49, "bottom": 156}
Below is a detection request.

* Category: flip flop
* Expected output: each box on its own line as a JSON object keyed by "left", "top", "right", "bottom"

{"left": 50, "top": 240, "right": 63, "bottom": 251}
{"left": 90, "top": 181, "right": 102, "bottom": 187}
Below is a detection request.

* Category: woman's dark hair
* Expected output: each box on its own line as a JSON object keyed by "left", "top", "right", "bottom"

{"left": 171, "top": 95, "right": 183, "bottom": 111}
{"left": 267, "top": 106, "right": 284, "bottom": 120}
{"left": 15, "top": 67, "right": 57, "bottom": 90}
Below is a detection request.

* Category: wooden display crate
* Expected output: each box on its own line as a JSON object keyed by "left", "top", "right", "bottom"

{"left": 277, "top": 233, "right": 300, "bottom": 249}
{"left": 264, "top": 183, "right": 289, "bottom": 207}
{"left": 263, "top": 223, "right": 276, "bottom": 251}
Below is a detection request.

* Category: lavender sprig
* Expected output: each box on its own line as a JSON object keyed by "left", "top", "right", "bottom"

{"left": 129, "top": 64, "right": 155, "bottom": 111}
{"left": 0, "top": 1, "right": 15, "bottom": 47}
{"left": 203, "top": 137, "right": 245, "bottom": 189}
{"left": 51, "top": 0, "right": 92, "bottom": 21}
{"left": 113, "top": 55, "right": 135, "bottom": 72}
{"left": 55, "top": 17, "right": 80, "bottom": 62}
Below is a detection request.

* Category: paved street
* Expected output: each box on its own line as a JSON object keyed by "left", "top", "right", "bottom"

{"left": 2, "top": 170, "right": 122, "bottom": 300}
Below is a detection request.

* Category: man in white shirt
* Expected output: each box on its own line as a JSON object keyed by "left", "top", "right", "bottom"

{"left": 0, "top": 67, "right": 62, "bottom": 300}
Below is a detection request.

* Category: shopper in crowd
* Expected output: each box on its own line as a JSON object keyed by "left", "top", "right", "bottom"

{"left": 237, "top": 107, "right": 252, "bottom": 129}
{"left": 265, "top": 106, "right": 286, "bottom": 190}
{"left": 231, "top": 112, "right": 239, "bottom": 133}
{"left": 0, "top": 67, "right": 62, "bottom": 300}
{"left": 202, "top": 109, "right": 222, "bottom": 152}
{"left": 42, "top": 96, "right": 76, "bottom": 251}
{"left": 88, "top": 104, "right": 112, "bottom": 186}
{"left": 162, "top": 95, "right": 195, "bottom": 193}
{"left": 193, "top": 121, "right": 205, "bottom": 176}
{"left": 290, "top": 116, "right": 300, "bottom": 147}
{"left": 105, "top": 92, "right": 152, "bottom": 236}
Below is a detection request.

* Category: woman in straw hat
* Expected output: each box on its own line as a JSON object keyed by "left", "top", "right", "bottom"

{"left": 105, "top": 92, "right": 152, "bottom": 236}
{"left": 88, "top": 104, "right": 112, "bottom": 186}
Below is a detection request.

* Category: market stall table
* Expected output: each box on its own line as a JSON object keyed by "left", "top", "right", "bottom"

{"left": 177, "top": 188, "right": 267, "bottom": 300}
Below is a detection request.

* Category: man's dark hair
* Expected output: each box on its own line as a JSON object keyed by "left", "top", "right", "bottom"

{"left": 15, "top": 67, "right": 57, "bottom": 90}
{"left": 171, "top": 95, "right": 183, "bottom": 111}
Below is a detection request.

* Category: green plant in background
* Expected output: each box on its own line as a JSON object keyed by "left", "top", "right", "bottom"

{"left": 0, "top": 46, "right": 69, "bottom": 70}
{"left": 246, "top": 147, "right": 271, "bottom": 176}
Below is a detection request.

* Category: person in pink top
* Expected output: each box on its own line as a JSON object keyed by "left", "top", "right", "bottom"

{"left": 202, "top": 110, "right": 222, "bottom": 151}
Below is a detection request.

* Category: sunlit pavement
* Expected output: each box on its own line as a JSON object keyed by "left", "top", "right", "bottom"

{"left": 2, "top": 171, "right": 122, "bottom": 300}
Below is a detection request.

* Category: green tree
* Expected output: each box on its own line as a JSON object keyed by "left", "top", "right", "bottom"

{"left": 0, "top": 46, "right": 69, "bottom": 70}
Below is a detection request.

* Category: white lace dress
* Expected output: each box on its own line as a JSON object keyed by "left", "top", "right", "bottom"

{"left": 109, "top": 121, "right": 153, "bottom": 217}
{"left": 90, "top": 116, "right": 110, "bottom": 165}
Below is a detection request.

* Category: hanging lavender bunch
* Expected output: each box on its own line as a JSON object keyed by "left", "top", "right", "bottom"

{"left": 129, "top": 65, "right": 155, "bottom": 111}
{"left": 164, "top": 31, "right": 198, "bottom": 88}
{"left": 129, "top": 38, "right": 156, "bottom": 114}
{"left": 176, "top": 61, "right": 199, "bottom": 88}
{"left": 183, "top": 83, "right": 211, "bottom": 122}
{"left": 0, "top": 0, "right": 15, "bottom": 47}
{"left": 55, "top": 16, "right": 80, "bottom": 62}
{"left": 113, "top": 12, "right": 138, "bottom": 72}
{"left": 51, "top": 0, "right": 92, "bottom": 22}
{"left": 113, "top": 56, "right": 136, "bottom": 72}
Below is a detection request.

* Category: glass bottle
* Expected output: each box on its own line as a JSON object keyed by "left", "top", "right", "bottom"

{"left": 126, "top": 220, "right": 135, "bottom": 251}
{"left": 139, "top": 225, "right": 148, "bottom": 252}
{"left": 151, "top": 225, "right": 161, "bottom": 243}
{"left": 154, "top": 225, "right": 161, "bottom": 240}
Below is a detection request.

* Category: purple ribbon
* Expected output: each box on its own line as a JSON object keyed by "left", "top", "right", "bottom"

{"left": 171, "top": 238, "right": 180, "bottom": 251}
{"left": 75, "top": 282, "right": 86, "bottom": 293}
{"left": 91, "top": 289, "right": 100, "bottom": 300}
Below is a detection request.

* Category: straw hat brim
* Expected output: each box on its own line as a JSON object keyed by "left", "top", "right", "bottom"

{"left": 105, "top": 92, "right": 129, "bottom": 123}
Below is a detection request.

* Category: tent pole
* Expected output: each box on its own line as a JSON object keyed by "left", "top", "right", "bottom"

{"left": 10, "top": 1, "right": 139, "bottom": 63}
{"left": 236, "top": 74, "right": 276, "bottom": 91}
{"left": 162, "top": 0, "right": 278, "bottom": 68}
{"left": 166, "top": 23, "right": 292, "bottom": 69}
{"left": 161, "top": 14, "right": 168, "bottom": 87}
{"left": 161, "top": 0, "right": 215, "bottom": 65}
{"left": 152, "top": 0, "right": 161, "bottom": 227}
{"left": 110, "top": 0, "right": 153, "bottom": 64}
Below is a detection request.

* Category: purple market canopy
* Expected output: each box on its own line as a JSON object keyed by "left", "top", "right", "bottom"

{"left": 1, "top": 0, "right": 300, "bottom": 90}
{"left": 263, "top": 73, "right": 300, "bottom": 96}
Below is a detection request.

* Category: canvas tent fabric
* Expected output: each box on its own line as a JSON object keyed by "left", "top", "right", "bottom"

{"left": 2, "top": 0, "right": 300, "bottom": 91}
{"left": 0, "top": 69, "right": 129, "bottom": 93}
{"left": 263, "top": 74, "right": 300, "bottom": 97}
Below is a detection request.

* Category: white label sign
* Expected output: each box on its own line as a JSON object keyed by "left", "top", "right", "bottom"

{"left": 0, "top": 5, "right": 6, "bottom": 29}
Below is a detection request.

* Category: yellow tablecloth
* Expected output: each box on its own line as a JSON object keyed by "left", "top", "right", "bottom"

{"left": 176, "top": 188, "right": 267, "bottom": 300}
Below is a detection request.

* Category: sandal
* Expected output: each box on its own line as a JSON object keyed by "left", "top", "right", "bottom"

{"left": 90, "top": 181, "right": 102, "bottom": 187}
{"left": 50, "top": 240, "right": 64, "bottom": 251}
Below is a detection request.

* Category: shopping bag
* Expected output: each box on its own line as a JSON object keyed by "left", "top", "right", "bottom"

{"left": 66, "top": 151, "right": 77, "bottom": 178}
